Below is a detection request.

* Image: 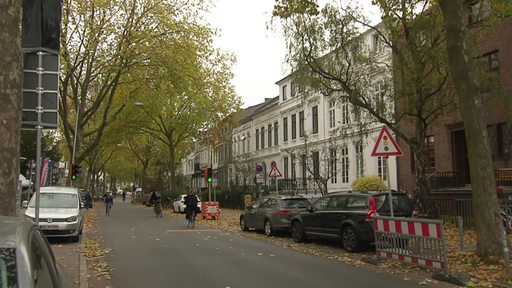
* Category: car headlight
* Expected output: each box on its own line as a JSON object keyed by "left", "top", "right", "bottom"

{"left": 25, "top": 215, "right": 35, "bottom": 222}
{"left": 66, "top": 216, "right": 78, "bottom": 222}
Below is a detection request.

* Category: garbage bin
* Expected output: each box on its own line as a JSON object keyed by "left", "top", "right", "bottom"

{"left": 244, "top": 195, "right": 253, "bottom": 208}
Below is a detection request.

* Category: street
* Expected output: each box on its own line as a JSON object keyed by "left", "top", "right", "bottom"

{"left": 92, "top": 202, "right": 449, "bottom": 288}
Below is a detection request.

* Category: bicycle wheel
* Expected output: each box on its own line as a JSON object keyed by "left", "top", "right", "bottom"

{"left": 106, "top": 204, "right": 111, "bottom": 216}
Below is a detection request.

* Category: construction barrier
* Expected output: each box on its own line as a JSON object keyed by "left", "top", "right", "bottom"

{"left": 373, "top": 216, "right": 448, "bottom": 271}
{"left": 201, "top": 201, "right": 220, "bottom": 220}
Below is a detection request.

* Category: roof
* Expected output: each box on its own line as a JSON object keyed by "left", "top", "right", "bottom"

{"left": 39, "top": 186, "right": 79, "bottom": 194}
{"left": 238, "top": 96, "right": 279, "bottom": 124}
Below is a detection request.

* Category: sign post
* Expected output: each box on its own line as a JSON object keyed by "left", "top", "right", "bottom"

{"left": 268, "top": 165, "right": 283, "bottom": 194}
{"left": 371, "top": 125, "right": 403, "bottom": 217}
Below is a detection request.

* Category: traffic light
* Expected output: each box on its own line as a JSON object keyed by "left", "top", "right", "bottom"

{"left": 71, "top": 164, "right": 81, "bottom": 180}
{"left": 207, "top": 168, "right": 213, "bottom": 183}
{"left": 204, "top": 168, "right": 213, "bottom": 183}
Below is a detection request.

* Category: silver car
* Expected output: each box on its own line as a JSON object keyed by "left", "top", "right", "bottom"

{"left": 25, "top": 186, "right": 84, "bottom": 242}
{"left": 240, "top": 195, "right": 311, "bottom": 236}
{"left": 0, "top": 216, "right": 72, "bottom": 287}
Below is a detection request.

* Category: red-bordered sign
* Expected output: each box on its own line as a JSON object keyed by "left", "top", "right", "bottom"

{"left": 371, "top": 125, "right": 403, "bottom": 157}
{"left": 268, "top": 165, "right": 283, "bottom": 178}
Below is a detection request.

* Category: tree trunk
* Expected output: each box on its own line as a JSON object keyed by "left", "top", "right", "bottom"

{"left": 0, "top": 0, "right": 22, "bottom": 216}
{"left": 439, "top": 0, "right": 505, "bottom": 258}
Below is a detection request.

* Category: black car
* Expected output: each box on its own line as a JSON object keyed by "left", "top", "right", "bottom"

{"left": 80, "top": 191, "right": 93, "bottom": 209}
{"left": 240, "top": 195, "right": 311, "bottom": 236}
{"left": 290, "top": 190, "right": 416, "bottom": 252}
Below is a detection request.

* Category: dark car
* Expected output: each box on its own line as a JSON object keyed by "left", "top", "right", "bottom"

{"left": 80, "top": 191, "right": 93, "bottom": 209}
{"left": 240, "top": 195, "right": 311, "bottom": 236}
{"left": 290, "top": 190, "right": 416, "bottom": 252}
{"left": 0, "top": 216, "right": 72, "bottom": 288}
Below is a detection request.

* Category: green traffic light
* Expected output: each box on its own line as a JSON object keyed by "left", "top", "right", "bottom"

{"left": 71, "top": 175, "right": 77, "bottom": 180}
{"left": 207, "top": 177, "right": 213, "bottom": 183}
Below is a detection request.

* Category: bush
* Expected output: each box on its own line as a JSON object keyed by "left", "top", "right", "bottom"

{"left": 352, "top": 175, "right": 386, "bottom": 191}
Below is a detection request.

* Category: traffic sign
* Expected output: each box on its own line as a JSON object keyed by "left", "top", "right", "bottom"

{"left": 371, "top": 125, "right": 403, "bottom": 157}
{"left": 268, "top": 165, "right": 282, "bottom": 178}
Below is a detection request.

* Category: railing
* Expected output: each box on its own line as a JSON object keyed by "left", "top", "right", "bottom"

{"left": 429, "top": 171, "right": 465, "bottom": 189}
{"left": 496, "top": 168, "right": 512, "bottom": 186}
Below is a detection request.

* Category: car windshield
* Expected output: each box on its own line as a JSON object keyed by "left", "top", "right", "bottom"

{"left": 29, "top": 193, "right": 78, "bottom": 208}
{"left": 0, "top": 248, "right": 17, "bottom": 287}
{"left": 281, "top": 199, "right": 310, "bottom": 209}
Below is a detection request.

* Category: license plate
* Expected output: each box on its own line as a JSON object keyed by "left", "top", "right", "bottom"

{"left": 40, "top": 225, "right": 58, "bottom": 230}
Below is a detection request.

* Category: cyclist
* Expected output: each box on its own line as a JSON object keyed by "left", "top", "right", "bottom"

{"left": 104, "top": 192, "right": 114, "bottom": 215}
{"left": 184, "top": 189, "right": 198, "bottom": 227}
{"left": 150, "top": 189, "right": 162, "bottom": 217}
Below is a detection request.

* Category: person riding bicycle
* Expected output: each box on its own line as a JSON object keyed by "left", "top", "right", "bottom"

{"left": 150, "top": 189, "right": 162, "bottom": 217}
{"left": 184, "top": 189, "right": 198, "bottom": 226}
{"left": 104, "top": 192, "right": 114, "bottom": 214}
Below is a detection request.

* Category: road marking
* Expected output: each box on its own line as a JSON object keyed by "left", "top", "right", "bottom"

{"left": 164, "top": 229, "right": 221, "bottom": 232}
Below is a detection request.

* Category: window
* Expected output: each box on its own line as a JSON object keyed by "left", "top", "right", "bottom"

{"left": 283, "top": 117, "right": 288, "bottom": 142}
{"left": 291, "top": 81, "right": 304, "bottom": 96}
{"left": 469, "top": 0, "right": 492, "bottom": 25}
{"left": 371, "top": 33, "right": 380, "bottom": 52}
{"left": 268, "top": 124, "right": 272, "bottom": 147}
{"left": 425, "top": 135, "right": 435, "bottom": 172}
{"left": 479, "top": 51, "right": 499, "bottom": 91}
{"left": 312, "top": 106, "right": 318, "bottom": 134}
{"left": 274, "top": 122, "right": 279, "bottom": 146}
{"left": 330, "top": 148, "right": 337, "bottom": 184}
{"left": 341, "top": 145, "right": 349, "bottom": 183}
{"left": 312, "top": 151, "right": 320, "bottom": 180}
{"left": 291, "top": 114, "right": 297, "bottom": 139}
{"left": 378, "top": 157, "right": 388, "bottom": 181}
{"left": 284, "top": 156, "right": 289, "bottom": 179}
{"left": 255, "top": 129, "right": 259, "bottom": 150}
{"left": 329, "top": 101, "right": 336, "bottom": 129}
{"left": 282, "top": 84, "right": 288, "bottom": 101}
{"left": 374, "top": 81, "right": 386, "bottom": 112}
{"left": 484, "top": 51, "right": 499, "bottom": 71}
{"left": 299, "top": 111, "right": 305, "bottom": 137}
{"left": 355, "top": 142, "right": 364, "bottom": 177}
{"left": 301, "top": 154, "right": 307, "bottom": 178}
{"left": 341, "top": 103, "right": 350, "bottom": 125}
{"left": 261, "top": 127, "right": 265, "bottom": 149}
{"left": 497, "top": 123, "right": 510, "bottom": 157}
{"left": 291, "top": 155, "right": 296, "bottom": 179}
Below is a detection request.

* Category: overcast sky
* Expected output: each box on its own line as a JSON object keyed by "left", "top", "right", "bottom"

{"left": 206, "top": 0, "right": 380, "bottom": 108}
{"left": 206, "top": 0, "right": 288, "bottom": 108}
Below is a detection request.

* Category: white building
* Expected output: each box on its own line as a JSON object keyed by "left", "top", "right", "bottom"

{"left": 184, "top": 25, "right": 399, "bottom": 194}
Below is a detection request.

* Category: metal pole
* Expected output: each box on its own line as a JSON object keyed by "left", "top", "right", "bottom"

{"left": 34, "top": 51, "right": 44, "bottom": 225}
{"left": 386, "top": 156, "right": 394, "bottom": 217}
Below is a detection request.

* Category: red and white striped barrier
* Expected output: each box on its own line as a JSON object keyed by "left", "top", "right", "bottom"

{"left": 373, "top": 216, "right": 447, "bottom": 270}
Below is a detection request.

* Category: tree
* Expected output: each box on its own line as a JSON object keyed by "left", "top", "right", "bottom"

{"left": 0, "top": 1, "right": 22, "bottom": 216}
{"left": 272, "top": 1, "right": 455, "bottom": 204}
{"left": 438, "top": 0, "right": 506, "bottom": 260}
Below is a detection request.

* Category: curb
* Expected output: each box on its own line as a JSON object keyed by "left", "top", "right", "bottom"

{"left": 79, "top": 226, "right": 88, "bottom": 288}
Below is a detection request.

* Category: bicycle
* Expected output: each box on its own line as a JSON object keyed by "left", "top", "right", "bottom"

{"left": 106, "top": 202, "right": 112, "bottom": 216}
{"left": 154, "top": 200, "right": 162, "bottom": 218}
{"left": 186, "top": 209, "right": 196, "bottom": 228}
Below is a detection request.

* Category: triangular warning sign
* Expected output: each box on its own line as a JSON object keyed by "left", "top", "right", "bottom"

{"left": 371, "top": 125, "right": 403, "bottom": 157}
{"left": 268, "top": 165, "right": 283, "bottom": 177}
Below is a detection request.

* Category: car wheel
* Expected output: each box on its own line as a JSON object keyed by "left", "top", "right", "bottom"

{"left": 291, "top": 221, "right": 306, "bottom": 243}
{"left": 264, "top": 219, "right": 273, "bottom": 236}
{"left": 341, "top": 226, "right": 361, "bottom": 252}
{"left": 240, "top": 217, "right": 248, "bottom": 231}
{"left": 71, "top": 233, "right": 80, "bottom": 243}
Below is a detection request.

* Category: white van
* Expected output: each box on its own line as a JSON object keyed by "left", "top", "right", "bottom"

{"left": 24, "top": 186, "right": 84, "bottom": 242}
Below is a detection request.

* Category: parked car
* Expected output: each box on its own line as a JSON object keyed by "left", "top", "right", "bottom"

{"left": 80, "top": 190, "right": 93, "bottom": 209}
{"left": 290, "top": 190, "right": 416, "bottom": 252}
{"left": 240, "top": 195, "right": 311, "bottom": 236}
{"left": 0, "top": 216, "right": 72, "bottom": 287}
{"left": 172, "top": 194, "right": 201, "bottom": 213}
{"left": 24, "top": 186, "right": 84, "bottom": 242}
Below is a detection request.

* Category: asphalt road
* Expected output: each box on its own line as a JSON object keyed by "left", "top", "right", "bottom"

{"left": 95, "top": 202, "right": 443, "bottom": 288}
